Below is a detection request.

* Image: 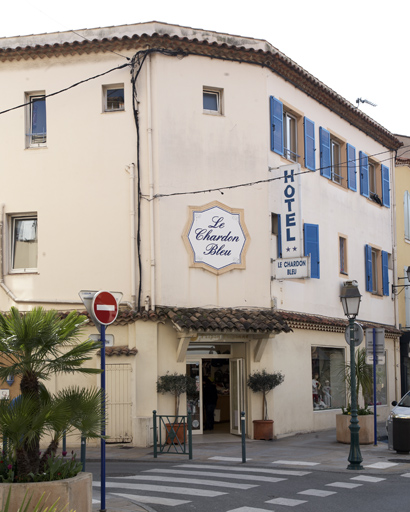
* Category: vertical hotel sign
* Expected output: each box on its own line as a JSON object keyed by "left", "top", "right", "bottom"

{"left": 274, "top": 164, "right": 309, "bottom": 279}
{"left": 182, "top": 201, "right": 250, "bottom": 275}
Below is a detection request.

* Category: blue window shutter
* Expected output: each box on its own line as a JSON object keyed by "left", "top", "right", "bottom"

{"left": 277, "top": 214, "right": 282, "bottom": 258}
{"left": 319, "top": 127, "right": 331, "bottom": 179}
{"left": 382, "top": 250, "right": 389, "bottom": 296}
{"left": 365, "top": 244, "right": 372, "bottom": 292}
{"left": 347, "top": 143, "right": 357, "bottom": 191}
{"left": 304, "top": 117, "right": 315, "bottom": 171}
{"left": 359, "top": 151, "right": 369, "bottom": 198}
{"left": 304, "top": 223, "right": 320, "bottom": 279}
{"left": 381, "top": 165, "right": 390, "bottom": 208}
{"left": 270, "top": 96, "right": 283, "bottom": 155}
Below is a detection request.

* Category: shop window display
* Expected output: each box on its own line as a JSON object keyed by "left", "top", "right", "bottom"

{"left": 311, "top": 347, "right": 346, "bottom": 410}
{"left": 364, "top": 355, "right": 387, "bottom": 406}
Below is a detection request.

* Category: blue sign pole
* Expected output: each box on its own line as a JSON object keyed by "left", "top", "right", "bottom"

{"left": 101, "top": 324, "right": 106, "bottom": 512}
{"left": 373, "top": 328, "right": 377, "bottom": 446}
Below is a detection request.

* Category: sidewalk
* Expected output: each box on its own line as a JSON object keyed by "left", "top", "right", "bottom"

{"left": 87, "top": 424, "right": 410, "bottom": 512}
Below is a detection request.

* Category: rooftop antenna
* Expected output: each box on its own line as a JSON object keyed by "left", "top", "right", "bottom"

{"left": 356, "top": 98, "right": 377, "bottom": 108}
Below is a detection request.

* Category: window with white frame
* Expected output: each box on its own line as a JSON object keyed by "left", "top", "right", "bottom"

{"left": 331, "top": 139, "right": 341, "bottom": 184}
{"left": 311, "top": 346, "right": 346, "bottom": 410}
{"left": 103, "top": 85, "right": 124, "bottom": 112}
{"left": 10, "top": 215, "right": 38, "bottom": 271}
{"left": 283, "top": 111, "right": 298, "bottom": 162}
{"left": 26, "top": 93, "right": 46, "bottom": 147}
{"left": 203, "top": 88, "right": 223, "bottom": 115}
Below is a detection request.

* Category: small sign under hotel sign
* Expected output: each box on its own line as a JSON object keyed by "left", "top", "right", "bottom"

{"left": 274, "top": 256, "right": 310, "bottom": 279}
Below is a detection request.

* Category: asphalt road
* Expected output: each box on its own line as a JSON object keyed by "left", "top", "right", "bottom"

{"left": 88, "top": 459, "right": 410, "bottom": 512}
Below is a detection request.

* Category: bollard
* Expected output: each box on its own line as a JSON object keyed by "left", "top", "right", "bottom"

{"left": 153, "top": 410, "right": 157, "bottom": 458}
{"left": 188, "top": 412, "right": 193, "bottom": 460}
{"left": 81, "top": 435, "right": 86, "bottom": 472}
{"left": 241, "top": 411, "right": 246, "bottom": 463}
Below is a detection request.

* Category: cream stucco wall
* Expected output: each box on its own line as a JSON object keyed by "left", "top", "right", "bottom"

{"left": 0, "top": 22, "right": 400, "bottom": 444}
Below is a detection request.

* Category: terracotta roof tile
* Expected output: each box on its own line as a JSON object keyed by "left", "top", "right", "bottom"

{"left": 280, "top": 310, "right": 401, "bottom": 338}
{"left": 97, "top": 345, "right": 138, "bottom": 357}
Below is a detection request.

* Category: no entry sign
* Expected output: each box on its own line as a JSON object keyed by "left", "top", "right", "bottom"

{"left": 92, "top": 290, "right": 118, "bottom": 326}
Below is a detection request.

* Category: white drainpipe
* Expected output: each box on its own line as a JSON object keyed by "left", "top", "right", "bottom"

{"left": 147, "top": 53, "right": 156, "bottom": 310}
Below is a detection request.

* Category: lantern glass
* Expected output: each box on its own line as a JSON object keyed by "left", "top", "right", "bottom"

{"left": 340, "top": 281, "right": 361, "bottom": 318}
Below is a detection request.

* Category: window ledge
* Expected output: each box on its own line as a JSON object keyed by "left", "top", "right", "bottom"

{"left": 9, "top": 270, "right": 39, "bottom": 275}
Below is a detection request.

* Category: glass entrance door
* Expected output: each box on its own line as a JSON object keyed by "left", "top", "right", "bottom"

{"left": 186, "top": 361, "right": 202, "bottom": 434}
{"left": 230, "top": 358, "right": 244, "bottom": 435}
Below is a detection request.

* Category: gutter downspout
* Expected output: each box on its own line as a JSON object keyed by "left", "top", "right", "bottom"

{"left": 390, "top": 150, "right": 400, "bottom": 399}
{"left": 126, "top": 163, "right": 137, "bottom": 309}
{"left": 147, "top": 53, "right": 156, "bottom": 309}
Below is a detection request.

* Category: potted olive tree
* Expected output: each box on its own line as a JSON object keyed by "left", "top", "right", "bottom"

{"left": 156, "top": 372, "right": 196, "bottom": 444}
{"left": 336, "top": 347, "right": 374, "bottom": 444}
{"left": 247, "top": 369, "right": 284, "bottom": 440}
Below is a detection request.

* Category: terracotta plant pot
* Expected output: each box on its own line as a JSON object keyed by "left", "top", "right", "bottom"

{"left": 0, "top": 472, "right": 92, "bottom": 512}
{"left": 336, "top": 413, "right": 374, "bottom": 444}
{"left": 165, "top": 422, "right": 188, "bottom": 445}
{"left": 253, "top": 419, "right": 274, "bottom": 440}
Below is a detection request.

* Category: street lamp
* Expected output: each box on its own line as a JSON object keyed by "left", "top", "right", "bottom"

{"left": 340, "top": 280, "right": 363, "bottom": 470}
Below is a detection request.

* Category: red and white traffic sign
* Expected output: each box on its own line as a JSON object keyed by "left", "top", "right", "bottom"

{"left": 92, "top": 291, "right": 118, "bottom": 326}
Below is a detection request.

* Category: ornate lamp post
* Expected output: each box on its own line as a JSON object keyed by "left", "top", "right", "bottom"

{"left": 340, "top": 280, "right": 363, "bottom": 470}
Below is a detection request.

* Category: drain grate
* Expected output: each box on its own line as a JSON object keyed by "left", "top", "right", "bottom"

{"left": 389, "top": 459, "right": 410, "bottom": 463}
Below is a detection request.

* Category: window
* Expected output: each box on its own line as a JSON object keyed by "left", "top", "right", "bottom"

{"left": 360, "top": 154, "right": 389, "bottom": 207}
{"left": 369, "top": 162, "right": 377, "bottom": 196}
{"left": 339, "top": 236, "right": 347, "bottom": 275}
{"left": 304, "top": 223, "right": 320, "bottom": 279}
{"left": 26, "top": 93, "right": 46, "bottom": 147}
{"left": 319, "top": 127, "right": 346, "bottom": 186}
{"left": 203, "top": 88, "right": 222, "bottom": 114}
{"left": 103, "top": 84, "right": 124, "bottom": 112}
{"left": 284, "top": 112, "right": 298, "bottom": 162}
{"left": 10, "top": 215, "right": 38, "bottom": 271}
{"left": 365, "top": 244, "right": 389, "bottom": 296}
{"left": 311, "top": 347, "right": 346, "bottom": 410}
{"left": 269, "top": 97, "right": 301, "bottom": 163}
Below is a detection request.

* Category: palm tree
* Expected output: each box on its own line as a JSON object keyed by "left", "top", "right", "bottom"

{"left": 340, "top": 347, "right": 373, "bottom": 409}
{"left": 0, "top": 307, "right": 103, "bottom": 479}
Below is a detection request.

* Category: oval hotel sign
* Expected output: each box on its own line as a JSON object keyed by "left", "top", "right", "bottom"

{"left": 183, "top": 201, "right": 250, "bottom": 275}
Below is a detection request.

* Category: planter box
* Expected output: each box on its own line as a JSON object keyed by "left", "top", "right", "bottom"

{"left": 336, "top": 413, "right": 374, "bottom": 444}
{"left": 253, "top": 420, "right": 274, "bottom": 440}
{"left": 0, "top": 472, "right": 92, "bottom": 512}
{"left": 165, "top": 422, "right": 188, "bottom": 445}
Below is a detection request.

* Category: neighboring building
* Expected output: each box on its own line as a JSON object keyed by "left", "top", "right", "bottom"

{"left": 394, "top": 134, "right": 410, "bottom": 395}
{"left": 0, "top": 22, "right": 402, "bottom": 445}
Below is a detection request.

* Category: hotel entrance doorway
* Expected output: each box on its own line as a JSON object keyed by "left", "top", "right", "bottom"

{"left": 186, "top": 350, "right": 244, "bottom": 435}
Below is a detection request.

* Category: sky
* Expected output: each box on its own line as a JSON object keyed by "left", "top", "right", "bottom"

{"left": 1, "top": 0, "right": 409, "bottom": 136}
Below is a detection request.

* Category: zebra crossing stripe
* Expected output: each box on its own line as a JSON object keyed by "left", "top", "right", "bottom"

{"left": 209, "top": 456, "right": 253, "bottom": 461}
{"left": 112, "top": 474, "right": 258, "bottom": 489}
{"left": 144, "top": 468, "right": 285, "bottom": 483}
{"left": 226, "top": 508, "right": 272, "bottom": 512}
{"left": 351, "top": 475, "right": 386, "bottom": 483}
{"left": 326, "top": 482, "right": 362, "bottom": 489}
{"left": 110, "top": 492, "right": 190, "bottom": 507}
{"left": 272, "top": 460, "right": 320, "bottom": 466}
{"left": 175, "top": 463, "right": 310, "bottom": 476}
{"left": 266, "top": 497, "right": 307, "bottom": 506}
{"left": 93, "top": 481, "right": 226, "bottom": 497}
{"left": 298, "top": 489, "right": 336, "bottom": 497}
{"left": 364, "top": 462, "right": 398, "bottom": 469}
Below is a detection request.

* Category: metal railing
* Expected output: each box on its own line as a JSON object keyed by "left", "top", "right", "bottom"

{"left": 153, "top": 410, "right": 192, "bottom": 459}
